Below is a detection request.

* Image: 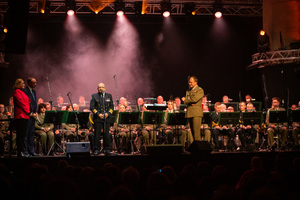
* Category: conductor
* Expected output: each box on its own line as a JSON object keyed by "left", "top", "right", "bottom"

{"left": 182, "top": 76, "right": 204, "bottom": 141}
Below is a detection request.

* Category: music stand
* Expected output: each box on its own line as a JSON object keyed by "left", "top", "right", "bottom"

{"left": 143, "top": 111, "right": 165, "bottom": 144}
{"left": 44, "top": 110, "right": 68, "bottom": 156}
{"left": 242, "top": 111, "right": 263, "bottom": 126}
{"left": 219, "top": 112, "right": 240, "bottom": 126}
{"left": 290, "top": 110, "right": 300, "bottom": 122}
{"left": 66, "top": 111, "right": 90, "bottom": 129}
{"left": 65, "top": 111, "right": 90, "bottom": 147}
{"left": 269, "top": 110, "right": 287, "bottom": 149}
{"left": 143, "top": 111, "right": 165, "bottom": 125}
{"left": 202, "top": 112, "right": 212, "bottom": 125}
{"left": 166, "top": 112, "right": 187, "bottom": 144}
{"left": 118, "top": 112, "right": 140, "bottom": 153}
{"left": 242, "top": 112, "right": 263, "bottom": 149}
{"left": 108, "top": 110, "right": 119, "bottom": 124}
{"left": 166, "top": 112, "right": 187, "bottom": 126}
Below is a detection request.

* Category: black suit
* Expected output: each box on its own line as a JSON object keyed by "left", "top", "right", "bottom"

{"left": 90, "top": 92, "right": 114, "bottom": 153}
{"left": 23, "top": 86, "right": 37, "bottom": 155}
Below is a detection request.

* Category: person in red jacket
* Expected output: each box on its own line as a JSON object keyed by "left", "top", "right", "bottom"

{"left": 13, "top": 78, "right": 33, "bottom": 157}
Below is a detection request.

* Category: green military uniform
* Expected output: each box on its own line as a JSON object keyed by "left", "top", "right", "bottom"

{"left": 201, "top": 123, "right": 211, "bottom": 142}
{"left": 184, "top": 85, "right": 204, "bottom": 141}
{"left": 35, "top": 113, "right": 55, "bottom": 154}
{"left": 62, "top": 123, "right": 77, "bottom": 142}
{"left": 266, "top": 107, "right": 288, "bottom": 148}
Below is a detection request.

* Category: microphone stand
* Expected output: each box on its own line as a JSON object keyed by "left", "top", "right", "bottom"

{"left": 67, "top": 92, "right": 80, "bottom": 142}
{"left": 45, "top": 74, "right": 54, "bottom": 110}
{"left": 113, "top": 75, "right": 119, "bottom": 107}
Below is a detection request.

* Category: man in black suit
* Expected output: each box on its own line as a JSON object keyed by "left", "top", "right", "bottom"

{"left": 23, "top": 77, "right": 38, "bottom": 156}
{"left": 90, "top": 83, "right": 114, "bottom": 156}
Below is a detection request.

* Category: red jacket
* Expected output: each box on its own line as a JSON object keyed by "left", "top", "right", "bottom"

{"left": 13, "top": 88, "right": 30, "bottom": 119}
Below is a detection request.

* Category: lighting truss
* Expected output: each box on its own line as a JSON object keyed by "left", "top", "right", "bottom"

{"left": 0, "top": 0, "right": 262, "bottom": 16}
{"left": 246, "top": 49, "right": 300, "bottom": 70}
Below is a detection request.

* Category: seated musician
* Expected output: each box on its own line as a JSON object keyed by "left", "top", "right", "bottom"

{"left": 246, "top": 102, "right": 256, "bottom": 112}
{"left": 266, "top": 97, "right": 288, "bottom": 149}
{"left": 227, "top": 106, "right": 234, "bottom": 112}
{"left": 0, "top": 110, "right": 16, "bottom": 156}
{"left": 35, "top": 103, "right": 55, "bottom": 155}
{"left": 0, "top": 104, "right": 11, "bottom": 156}
{"left": 245, "top": 94, "right": 253, "bottom": 103}
{"left": 220, "top": 103, "right": 227, "bottom": 112}
{"left": 200, "top": 105, "right": 211, "bottom": 143}
{"left": 61, "top": 104, "right": 77, "bottom": 142}
{"left": 236, "top": 102, "right": 257, "bottom": 151}
{"left": 118, "top": 97, "right": 132, "bottom": 111}
{"left": 135, "top": 104, "right": 153, "bottom": 145}
{"left": 115, "top": 104, "right": 132, "bottom": 154}
{"left": 73, "top": 103, "right": 80, "bottom": 111}
{"left": 161, "top": 100, "right": 176, "bottom": 144}
{"left": 174, "top": 97, "right": 181, "bottom": 111}
{"left": 291, "top": 104, "right": 297, "bottom": 111}
{"left": 156, "top": 95, "right": 165, "bottom": 104}
{"left": 211, "top": 102, "right": 222, "bottom": 151}
{"left": 211, "top": 102, "right": 235, "bottom": 151}
{"left": 222, "top": 95, "right": 229, "bottom": 104}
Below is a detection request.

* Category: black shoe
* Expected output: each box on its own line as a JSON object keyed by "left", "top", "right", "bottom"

{"left": 29, "top": 153, "right": 39, "bottom": 157}
{"left": 94, "top": 150, "right": 100, "bottom": 155}
{"left": 104, "top": 151, "right": 116, "bottom": 156}
{"left": 18, "top": 152, "right": 30, "bottom": 157}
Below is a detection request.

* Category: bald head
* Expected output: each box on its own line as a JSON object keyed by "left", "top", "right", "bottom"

{"left": 97, "top": 83, "right": 106, "bottom": 93}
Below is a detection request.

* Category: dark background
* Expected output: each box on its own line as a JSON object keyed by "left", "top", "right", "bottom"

{"left": 1, "top": 9, "right": 299, "bottom": 109}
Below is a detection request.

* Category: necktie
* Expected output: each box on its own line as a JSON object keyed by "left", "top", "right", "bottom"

{"left": 31, "top": 90, "right": 35, "bottom": 101}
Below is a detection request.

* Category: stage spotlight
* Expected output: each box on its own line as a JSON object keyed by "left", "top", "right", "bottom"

{"left": 66, "top": 0, "right": 76, "bottom": 15}
{"left": 114, "top": 0, "right": 125, "bottom": 16}
{"left": 161, "top": 1, "right": 171, "bottom": 17}
{"left": 258, "top": 30, "right": 270, "bottom": 53}
{"left": 214, "top": 11, "right": 222, "bottom": 18}
{"left": 163, "top": 11, "right": 170, "bottom": 18}
{"left": 116, "top": 10, "right": 124, "bottom": 16}
{"left": 213, "top": 0, "right": 223, "bottom": 18}
{"left": 67, "top": 10, "right": 75, "bottom": 16}
{"left": 260, "top": 30, "right": 265, "bottom": 36}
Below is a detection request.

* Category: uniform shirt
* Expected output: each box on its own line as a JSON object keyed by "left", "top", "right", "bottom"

{"left": 90, "top": 92, "right": 114, "bottom": 122}
{"left": 184, "top": 85, "right": 204, "bottom": 118}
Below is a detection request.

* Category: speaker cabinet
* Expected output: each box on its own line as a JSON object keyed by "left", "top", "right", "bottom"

{"left": 143, "top": 144, "right": 183, "bottom": 155}
{"left": 66, "top": 142, "right": 90, "bottom": 156}
{"left": 187, "top": 141, "right": 212, "bottom": 155}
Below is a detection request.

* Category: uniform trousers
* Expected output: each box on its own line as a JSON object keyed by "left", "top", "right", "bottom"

{"left": 94, "top": 121, "right": 112, "bottom": 152}
{"left": 188, "top": 116, "right": 202, "bottom": 141}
